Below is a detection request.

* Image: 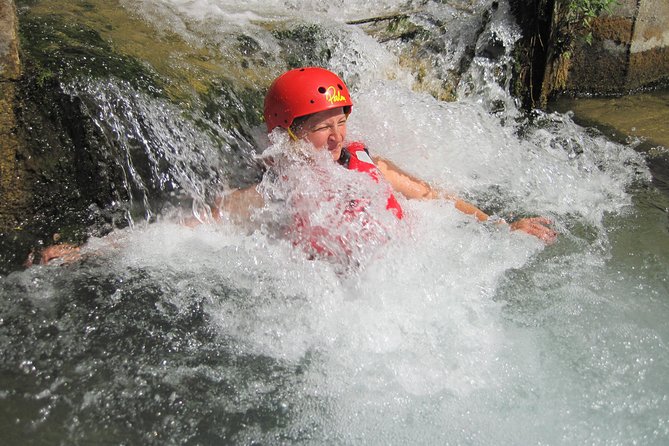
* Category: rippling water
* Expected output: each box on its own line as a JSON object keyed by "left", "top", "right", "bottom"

{"left": 2, "top": 1, "right": 668, "bottom": 444}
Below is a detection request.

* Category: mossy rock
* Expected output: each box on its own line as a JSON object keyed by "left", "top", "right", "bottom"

{"left": 18, "top": 12, "right": 161, "bottom": 92}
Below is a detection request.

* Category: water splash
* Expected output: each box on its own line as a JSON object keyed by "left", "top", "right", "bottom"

{"left": 62, "top": 78, "right": 262, "bottom": 224}
{"left": 2, "top": 1, "right": 668, "bottom": 445}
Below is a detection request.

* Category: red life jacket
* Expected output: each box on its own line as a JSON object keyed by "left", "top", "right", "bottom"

{"left": 291, "top": 142, "right": 403, "bottom": 260}
{"left": 338, "top": 142, "right": 403, "bottom": 219}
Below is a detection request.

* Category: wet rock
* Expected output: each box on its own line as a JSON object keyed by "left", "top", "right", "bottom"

{"left": 0, "top": 0, "right": 20, "bottom": 80}
{"left": 512, "top": 0, "right": 669, "bottom": 107}
{"left": 626, "top": 0, "right": 669, "bottom": 90}
{"left": 0, "top": 3, "right": 163, "bottom": 272}
{"left": 348, "top": 5, "right": 493, "bottom": 102}
{"left": 1, "top": 0, "right": 28, "bottom": 233}
{"left": 565, "top": 0, "right": 669, "bottom": 95}
{"left": 0, "top": 1, "right": 275, "bottom": 273}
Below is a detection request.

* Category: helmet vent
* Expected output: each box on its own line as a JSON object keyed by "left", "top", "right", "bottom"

{"left": 310, "top": 100, "right": 315, "bottom": 103}
{"left": 337, "top": 84, "right": 343, "bottom": 90}
{"left": 318, "top": 86, "right": 326, "bottom": 94}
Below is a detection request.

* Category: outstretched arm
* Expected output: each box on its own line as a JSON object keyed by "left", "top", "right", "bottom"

{"left": 213, "top": 185, "right": 264, "bottom": 223}
{"left": 183, "top": 185, "right": 264, "bottom": 227}
{"left": 374, "top": 156, "right": 488, "bottom": 220}
{"left": 374, "top": 156, "right": 557, "bottom": 243}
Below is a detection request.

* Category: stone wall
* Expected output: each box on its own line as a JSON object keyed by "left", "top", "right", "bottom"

{"left": 565, "top": 0, "right": 669, "bottom": 95}
{"left": 510, "top": 0, "right": 669, "bottom": 106}
{"left": 627, "top": 0, "right": 669, "bottom": 89}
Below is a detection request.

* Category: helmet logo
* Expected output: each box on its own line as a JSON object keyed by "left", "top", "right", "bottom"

{"left": 325, "top": 86, "right": 347, "bottom": 104}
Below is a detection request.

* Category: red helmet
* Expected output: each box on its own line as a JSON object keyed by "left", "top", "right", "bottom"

{"left": 264, "top": 67, "right": 353, "bottom": 133}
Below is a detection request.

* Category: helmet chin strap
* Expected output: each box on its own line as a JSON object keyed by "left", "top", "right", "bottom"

{"left": 286, "top": 126, "right": 299, "bottom": 142}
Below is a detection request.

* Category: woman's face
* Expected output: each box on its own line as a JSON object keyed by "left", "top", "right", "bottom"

{"left": 296, "top": 108, "right": 348, "bottom": 161}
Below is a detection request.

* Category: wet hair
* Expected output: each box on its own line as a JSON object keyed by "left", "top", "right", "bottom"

{"left": 289, "top": 105, "right": 351, "bottom": 136}
{"left": 290, "top": 115, "right": 310, "bottom": 135}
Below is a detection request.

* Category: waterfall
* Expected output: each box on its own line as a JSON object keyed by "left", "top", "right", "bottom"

{"left": 1, "top": 1, "right": 668, "bottom": 445}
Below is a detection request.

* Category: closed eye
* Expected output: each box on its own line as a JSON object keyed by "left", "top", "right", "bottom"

{"left": 309, "top": 117, "right": 347, "bottom": 133}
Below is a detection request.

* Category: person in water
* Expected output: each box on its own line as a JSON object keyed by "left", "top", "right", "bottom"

{"left": 31, "top": 66, "right": 556, "bottom": 265}
{"left": 213, "top": 66, "right": 557, "bottom": 244}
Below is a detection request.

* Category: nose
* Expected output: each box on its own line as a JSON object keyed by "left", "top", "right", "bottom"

{"left": 329, "top": 124, "right": 344, "bottom": 143}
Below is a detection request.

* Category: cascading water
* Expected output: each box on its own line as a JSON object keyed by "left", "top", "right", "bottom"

{"left": 2, "top": 0, "right": 668, "bottom": 445}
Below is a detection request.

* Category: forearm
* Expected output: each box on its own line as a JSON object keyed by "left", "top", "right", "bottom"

{"left": 375, "top": 155, "right": 556, "bottom": 242}
{"left": 452, "top": 199, "right": 490, "bottom": 222}
{"left": 375, "top": 156, "right": 489, "bottom": 220}
{"left": 374, "top": 156, "right": 439, "bottom": 200}
{"left": 213, "top": 185, "right": 264, "bottom": 223}
{"left": 183, "top": 185, "right": 263, "bottom": 227}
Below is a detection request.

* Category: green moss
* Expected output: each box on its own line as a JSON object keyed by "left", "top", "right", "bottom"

{"left": 201, "top": 79, "right": 264, "bottom": 131}
{"left": 565, "top": 0, "right": 619, "bottom": 26}
{"left": 561, "top": 0, "right": 620, "bottom": 44}
{"left": 18, "top": 13, "right": 162, "bottom": 93}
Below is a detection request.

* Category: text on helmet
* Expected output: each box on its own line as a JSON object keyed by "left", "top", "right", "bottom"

{"left": 325, "top": 86, "right": 347, "bottom": 104}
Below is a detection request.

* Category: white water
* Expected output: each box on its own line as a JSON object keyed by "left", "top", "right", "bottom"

{"left": 4, "top": 0, "right": 669, "bottom": 444}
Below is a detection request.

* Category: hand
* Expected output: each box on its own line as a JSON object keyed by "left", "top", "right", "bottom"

{"left": 30, "top": 243, "right": 82, "bottom": 266}
{"left": 509, "top": 217, "right": 557, "bottom": 244}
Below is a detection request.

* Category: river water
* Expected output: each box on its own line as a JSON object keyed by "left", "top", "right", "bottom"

{"left": 1, "top": 0, "right": 669, "bottom": 445}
